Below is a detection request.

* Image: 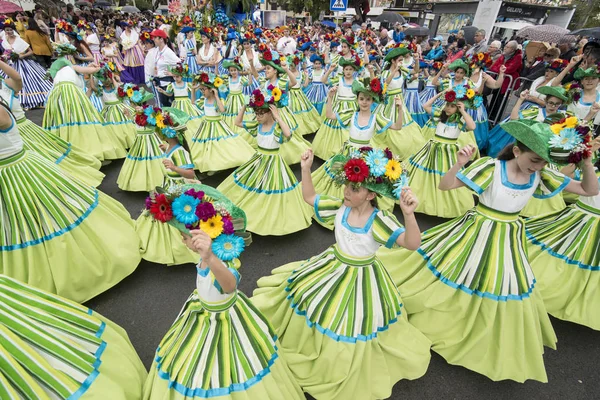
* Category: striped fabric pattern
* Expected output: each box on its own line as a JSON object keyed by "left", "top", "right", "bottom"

{"left": 17, "top": 118, "right": 70, "bottom": 163}
{"left": 378, "top": 88, "right": 416, "bottom": 127}
{"left": 418, "top": 205, "right": 536, "bottom": 300}
{"left": 404, "top": 88, "right": 428, "bottom": 127}
{"left": 285, "top": 246, "right": 403, "bottom": 340}
{"left": 122, "top": 43, "right": 145, "bottom": 67}
{"left": 526, "top": 202, "right": 600, "bottom": 271}
{"left": 9, "top": 59, "right": 52, "bottom": 109}
{"left": 125, "top": 129, "right": 164, "bottom": 162}
{"left": 0, "top": 151, "right": 97, "bottom": 251}
{"left": 43, "top": 82, "right": 106, "bottom": 131}
{"left": 409, "top": 139, "right": 459, "bottom": 176}
{"left": 233, "top": 152, "right": 298, "bottom": 194}
{"left": 153, "top": 291, "right": 279, "bottom": 396}
{"left": 164, "top": 147, "right": 193, "bottom": 190}
{"left": 0, "top": 275, "right": 105, "bottom": 399}
{"left": 171, "top": 97, "right": 203, "bottom": 119}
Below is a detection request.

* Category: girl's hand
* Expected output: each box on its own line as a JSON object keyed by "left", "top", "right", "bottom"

{"left": 570, "top": 55, "right": 583, "bottom": 66}
{"left": 181, "top": 232, "right": 197, "bottom": 252}
{"left": 189, "top": 229, "right": 214, "bottom": 261}
{"left": 499, "top": 65, "right": 507, "bottom": 74}
{"left": 329, "top": 63, "right": 337, "bottom": 72}
{"left": 457, "top": 102, "right": 466, "bottom": 113}
{"left": 398, "top": 187, "right": 418, "bottom": 215}
{"left": 590, "top": 136, "right": 600, "bottom": 153}
{"left": 212, "top": 88, "right": 219, "bottom": 97}
{"left": 395, "top": 96, "right": 403, "bottom": 108}
{"left": 328, "top": 86, "right": 338, "bottom": 97}
{"left": 520, "top": 89, "right": 530, "bottom": 100}
{"left": 162, "top": 159, "right": 175, "bottom": 170}
{"left": 300, "top": 148, "right": 314, "bottom": 170}
{"left": 457, "top": 144, "right": 476, "bottom": 166}
{"left": 590, "top": 102, "right": 600, "bottom": 115}
{"left": 269, "top": 104, "right": 280, "bottom": 119}
{"left": 159, "top": 143, "right": 168, "bottom": 151}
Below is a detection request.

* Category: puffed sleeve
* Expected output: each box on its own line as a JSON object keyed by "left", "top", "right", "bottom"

{"left": 240, "top": 76, "right": 249, "bottom": 87}
{"left": 375, "top": 109, "right": 392, "bottom": 134}
{"left": 165, "top": 83, "right": 174, "bottom": 94}
{"left": 335, "top": 108, "right": 355, "bottom": 129}
{"left": 533, "top": 167, "right": 571, "bottom": 199}
{"left": 313, "top": 194, "right": 344, "bottom": 225}
{"left": 242, "top": 120, "right": 259, "bottom": 137}
{"left": 272, "top": 124, "right": 289, "bottom": 143}
{"left": 456, "top": 156, "right": 497, "bottom": 195}
{"left": 171, "top": 148, "right": 194, "bottom": 169}
{"left": 372, "top": 210, "right": 405, "bottom": 249}
{"left": 519, "top": 106, "right": 540, "bottom": 120}
{"left": 278, "top": 75, "right": 289, "bottom": 91}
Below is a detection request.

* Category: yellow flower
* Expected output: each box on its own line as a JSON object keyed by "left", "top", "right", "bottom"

{"left": 214, "top": 77, "right": 224, "bottom": 88}
{"left": 272, "top": 87, "right": 282, "bottom": 101}
{"left": 155, "top": 113, "right": 165, "bottom": 128}
{"left": 383, "top": 83, "right": 388, "bottom": 95}
{"left": 477, "top": 53, "right": 484, "bottom": 61}
{"left": 385, "top": 159, "right": 402, "bottom": 180}
{"left": 564, "top": 83, "right": 572, "bottom": 91}
{"left": 200, "top": 215, "right": 223, "bottom": 238}
{"left": 108, "top": 62, "right": 115, "bottom": 71}
{"left": 564, "top": 116, "right": 578, "bottom": 128}
{"left": 466, "top": 89, "right": 475, "bottom": 99}
{"left": 126, "top": 88, "right": 133, "bottom": 97}
{"left": 551, "top": 123, "right": 564, "bottom": 135}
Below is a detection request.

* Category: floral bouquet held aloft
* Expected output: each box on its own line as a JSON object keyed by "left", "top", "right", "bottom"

{"left": 144, "top": 184, "right": 252, "bottom": 261}
{"left": 546, "top": 114, "right": 594, "bottom": 164}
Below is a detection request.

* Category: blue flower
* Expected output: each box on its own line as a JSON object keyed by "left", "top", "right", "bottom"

{"left": 131, "top": 91, "right": 143, "bottom": 104}
{"left": 365, "top": 149, "right": 387, "bottom": 177}
{"left": 392, "top": 174, "right": 410, "bottom": 199}
{"left": 473, "top": 96, "right": 483, "bottom": 108}
{"left": 549, "top": 128, "right": 583, "bottom": 150}
{"left": 279, "top": 93, "right": 289, "bottom": 108}
{"left": 144, "top": 106, "right": 154, "bottom": 116}
{"left": 454, "top": 85, "right": 466, "bottom": 98}
{"left": 162, "top": 127, "right": 176, "bottom": 138}
{"left": 211, "top": 234, "right": 245, "bottom": 261}
{"left": 172, "top": 194, "right": 200, "bottom": 225}
{"left": 147, "top": 116, "right": 156, "bottom": 125}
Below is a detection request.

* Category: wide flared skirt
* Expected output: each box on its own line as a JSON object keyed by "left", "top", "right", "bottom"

{"left": 117, "top": 129, "right": 167, "bottom": 192}
{"left": 288, "top": 88, "right": 321, "bottom": 135}
{"left": 252, "top": 245, "right": 431, "bottom": 400}
{"left": 171, "top": 97, "right": 203, "bottom": 141}
{"left": 377, "top": 206, "right": 556, "bottom": 382}
{"left": 404, "top": 88, "right": 428, "bottom": 128}
{"left": 17, "top": 117, "right": 104, "bottom": 187}
{"left": 217, "top": 152, "right": 312, "bottom": 236}
{"left": 520, "top": 195, "right": 566, "bottom": 218}
{"left": 370, "top": 122, "right": 426, "bottom": 162}
{"left": 468, "top": 104, "right": 489, "bottom": 151}
{"left": 311, "top": 118, "right": 349, "bottom": 161}
{"left": 143, "top": 291, "right": 304, "bottom": 400}
{"left": 0, "top": 150, "right": 141, "bottom": 303}
{"left": 421, "top": 122, "right": 481, "bottom": 159}
{"left": 526, "top": 202, "right": 600, "bottom": 330}
{"left": 190, "top": 117, "right": 255, "bottom": 173}
{"left": 102, "top": 102, "right": 138, "bottom": 149}
{"left": 221, "top": 92, "right": 257, "bottom": 148}
{"left": 0, "top": 275, "right": 147, "bottom": 399}
{"left": 407, "top": 139, "right": 474, "bottom": 218}
{"left": 487, "top": 116, "right": 513, "bottom": 158}
{"left": 10, "top": 58, "right": 53, "bottom": 109}
{"left": 279, "top": 133, "right": 312, "bottom": 166}
{"left": 303, "top": 82, "right": 328, "bottom": 116}
{"left": 135, "top": 211, "right": 199, "bottom": 266}
{"left": 43, "top": 82, "right": 120, "bottom": 161}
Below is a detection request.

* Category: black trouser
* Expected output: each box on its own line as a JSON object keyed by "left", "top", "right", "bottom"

{"left": 36, "top": 55, "right": 52, "bottom": 68}
{"left": 154, "top": 76, "right": 174, "bottom": 107}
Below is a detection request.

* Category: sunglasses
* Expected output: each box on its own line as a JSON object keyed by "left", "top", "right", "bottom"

{"left": 546, "top": 101, "right": 562, "bottom": 107}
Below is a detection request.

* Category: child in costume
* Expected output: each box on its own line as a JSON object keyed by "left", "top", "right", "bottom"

{"left": 142, "top": 184, "right": 305, "bottom": 400}
{"left": 217, "top": 88, "right": 312, "bottom": 236}
{"left": 181, "top": 26, "right": 200, "bottom": 78}
{"left": 135, "top": 108, "right": 199, "bottom": 265}
{"left": 419, "top": 61, "right": 444, "bottom": 106}
{"left": 0, "top": 275, "right": 147, "bottom": 399}
{"left": 116, "top": 88, "right": 169, "bottom": 192}
{"left": 371, "top": 45, "right": 424, "bottom": 161}
{"left": 407, "top": 88, "right": 477, "bottom": 218}
{"left": 252, "top": 148, "right": 431, "bottom": 400}
{"left": 311, "top": 55, "right": 361, "bottom": 161}
{"left": 0, "top": 95, "right": 141, "bottom": 303}
{"left": 311, "top": 78, "right": 403, "bottom": 229}
{"left": 377, "top": 120, "right": 599, "bottom": 383}
{"left": 285, "top": 52, "right": 321, "bottom": 135}
{"left": 120, "top": 21, "right": 146, "bottom": 84}
{"left": 303, "top": 53, "right": 330, "bottom": 117}
{"left": 190, "top": 72, "right": 255, "bottom": 173}
{"left": 218, "top": 26, "right": 239, "bottom": 75}
{"left": 400, "top": 43, "right": 428, "bottom": 128}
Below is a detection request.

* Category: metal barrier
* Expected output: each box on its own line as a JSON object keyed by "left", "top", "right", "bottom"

{"left": 485, "top": 74, "right": 535, "bottom": 127}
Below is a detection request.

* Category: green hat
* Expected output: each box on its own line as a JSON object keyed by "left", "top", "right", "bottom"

{"left": 384, "top": 46, "right": 410, "bottom": 62}
{"left": 500, "top": 120, "right": 553, "bottom": 163}
{"left": 168, "top": 63, "right": 190, "bottom": 77}
{"left": 123, "top": 84, "right": 154, "bottom": 106}
{"left": 47, "top": 57, "right": 72, "bottom": 80}
{"left": 339, "top": 55, "right": 362, "bottom": 70}
{"left": 259, "top": 49, "right": 285, "bottom": 74}
{"left": 536, "top": 86, "right": 568, "bottom": 102}
{"left": 194, "top": 72, "right": 225, "bottom": 90}
{"left": 159, "top": 107, "right": 190, "bottom": 144}
{"left": 352, "top": 78, "right": 383, "bottom": 103}
{"left": 448, "top": 59, "right": 470, "bottom": 75}
{"left": 222, "top": 58, "right": 243, "bottom": 71}
{"left": 574, "top": 66, "right": 600, "bottom": 80}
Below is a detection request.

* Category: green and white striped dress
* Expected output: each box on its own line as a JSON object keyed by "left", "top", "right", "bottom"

{"left": 101, "top": 87, "right": 137, "bottom": 149}
{"left": 0, "top": 274, "right": 147, "bottom": 399}
{"left": 165, "top": 81, "right": 203, "bottom": 143}
{"left": 287, "top": 70, "right": 321, "bottom": 135}
{"left": 144, "top": 261, "right": 304, "bottom": 399}
{"left": 377, "top": 156, "right": 572, "bottom": 382}
{"left": 252, "top": 195, "right": 431, "bottom": 400}
{"left": 220, "top": 75, "right": 257, "bottom": 148}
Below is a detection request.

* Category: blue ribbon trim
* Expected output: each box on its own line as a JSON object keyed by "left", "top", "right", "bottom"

{"left": 233, "top": 176, "right": 299, "bottom": 194}
{"left": 417, "top": 248, "right": 536, "bottom": 301}
{"left": 67, "top": 321, "right": 108, "bottom": 400}
{"left": 1, "top": 190, "right": 100, "bottom": 251}
{"left": 192, "top": 134, "right": 239, "bottom": 144}
{"left": 55, "top": 146, "right": 72, "bottom": 165}
{"left": 526, "top": 231, "right": 599, "bottom": 271}
{"left": 126, "top": 153, "right": 165, "bottom": 161}
{"left": 46, "top": 121, "right": 104, "bottom": 130}
{"left": 456, "top": 172, "right": 484, "bottom": 195}
{"left": 103, "top": 120, "right": 134, "bottom": 126}
{"left": 385, "top": 228, "right": 405, "bottom": 249}
{"left": 532, "top": 177, "right": 571, "bottom": 200}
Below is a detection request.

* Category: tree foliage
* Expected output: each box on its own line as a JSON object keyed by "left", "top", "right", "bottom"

{"left": 569, "top": 0, "right": 600, "bottom": 30}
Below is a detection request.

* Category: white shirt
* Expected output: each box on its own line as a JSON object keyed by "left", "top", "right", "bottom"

{"left": 144, "top": 47, "right": 157, "bottom": 83}
{"left": 154, "top": 45, "right": 180, "bottom": 83}
{"left": 1, "top": 37, "right": 29, "bottom": 54}
{"left": 277, "top": 36, "right": 296, "bottom": 55}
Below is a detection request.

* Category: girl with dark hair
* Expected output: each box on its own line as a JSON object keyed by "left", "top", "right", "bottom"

{"left": 24, "top": 17, "right": 53, "bottom": 67}
{"left": 120, "top": 20, "right": 146, "bottom": 84}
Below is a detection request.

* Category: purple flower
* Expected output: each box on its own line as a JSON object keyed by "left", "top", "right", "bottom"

{"left": 359, "top": 146, "right": 373, "bottom": 152}
{"left": 375, "top": 177, "right": 383, "bottom": 184}
{"left": 195, "top": 201, "right": 216, "bottom": 222}
{"left": 222, "top": 218, "right": 234, "bottom": 234}
{"left": 185, "top": 188, "right": 205, "bottom": 199}
{"left": 383, "top": 148, "right": 393, "bottom": 160}
{"left": 576, "top": 125, "right": 590, "bottom": 137}
{"left": 145, "top": 196, "right": 153, "bottom": 209}
{"left": 568, "top": 151, "right": 584, "bottom": 164}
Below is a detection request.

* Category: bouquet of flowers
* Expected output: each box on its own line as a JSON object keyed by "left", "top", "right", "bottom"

{"left": 132, "top": 104, "right": 172, "bottom": 129}
{"left": 546, "top": 114, "right": 593, "bottom": 164}
{"left": 248, "top": 86, "right": 289, "bottom": 109}
{"left": 118, "top": 83, "right": 154, "bottom": 106}
{"left": 329, "top": 146, "right": 409, "bottom": 200}
{"left": 2, "top": 49, "right": 19, "bottom": 62}
{"left": 564, "top": 81, "right": 582, "bottom": 104}
{"left": 144, "top": 184, "right": 251, "bottom": 261}
{"left": 470, "top": 52, "right": 493, "bottom": 70}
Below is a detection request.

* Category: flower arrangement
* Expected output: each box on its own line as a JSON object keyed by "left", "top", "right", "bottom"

{"left": 432, "top": 61, "right": 444, "bottom": 71}
{"left": 132, "top": 104, "right": 173, "bottom": 130}
{"left": 329, "top": 147, "right": 409, "bottom": 200}
{"left": 118, "top": 83, "right": 153, "bottom": 106}
{"left": 194, "top": 72, "right": 223, "bottom": 89}
{"left": 53, "top": 43, "right": 78, "bottom": 57}
{"left": 144, "top": 185, "right": 249, "bottom": 261}
{"left": 547, "top": 115, "right": 593, "bottom": 164}
{"left": 470, "top": 52, "right": 493, "bottom": 70}
{"left": 564, "top": 81, "right": 582, "bottom": 104}
{"left": 248, "top": 85, "right": 289, "bottom": 109}
{"left": 444, "top": 84, "right": 481, "bottom": 109}
{"left": 2, "top": 49, "right": 19, "bottom": 62}
{"left": 547, "top": 59, "right": 569, "bottom": 72}
{"left": 55, "top": 19, "right": 74, "bottom": 34}
{"left": 168, "top": 62, "right": 190, "bottom": 77}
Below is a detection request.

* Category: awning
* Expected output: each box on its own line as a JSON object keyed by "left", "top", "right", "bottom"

{"left": 494, "top": 20, "right": 534, "bottom": 31}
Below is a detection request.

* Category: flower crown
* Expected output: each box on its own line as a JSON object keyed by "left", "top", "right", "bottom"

{"left": 141, "top": 31, "right": 152, "bottom": 42}
{"left": 55, "top": 19, "right": 74, "bottom": 34}
{"left": 3, "top": 18, "right": 14, "bottom": 26}
{"left": 248, "top": 86, "right": 289, "bottom": 109}
{"left": 547, "top": 114, "right": 593, "bottom": 164}
{"left": 444, "top": 84, "right": 482, "bottom": 110}
{"left": 330, "top": 147, "right": 409, "bottom": 200}
{"left": 178, "top": 15, "right": 193, "bottom": 26}
{"left": 133, "top": 104, "right": 173, "bottom": 132}
{"left": 547, "top": 59, "right": 569, "bottom": 72}
{"left": 563, "top": 81, "right": 582, "bottom": 104}
{"left": 432, "top": 61, "right": 444, "bottom": 71}
{"left": 93, "top": 62, "right": 116, "bottom": 83}
{"left": 145, "top": 185, "right": 250, "bottom": 261}
{"left": 470, "top": 52, "right": 493, "bottom": 69}
{"left": 200, "top": 27, "right": 213, "bottom": 38}
{"left": 169, "top": 62, "right": 189, "bottom": 77}
{"left": 195, "top": 72, "right": 224, "bottom": 88}
{"left": 261, "top": 49, "right": 281, "bottom": 65}
{"left": 118, "top": 83, "right": 154, "bottom": 106}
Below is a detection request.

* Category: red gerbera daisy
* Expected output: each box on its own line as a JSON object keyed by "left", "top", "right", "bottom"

{"left": 445, "top": 91, "right": 456, "bottom": 103}
{"left": 149, "top": 194, "right": 173, "bottom": 222}
{"left": 344, "top": 158, "right": 370, "bottom": 183}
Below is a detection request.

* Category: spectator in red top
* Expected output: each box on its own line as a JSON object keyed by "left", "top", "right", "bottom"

{"left": 488, "top": 40, "right": 523, "bottom": 120}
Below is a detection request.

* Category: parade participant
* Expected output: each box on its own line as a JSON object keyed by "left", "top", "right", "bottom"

{"left": 556, "top": 57, "right": 600, "bottom": 132}
{"left": 217, "top": 88, "right": 312, "bottom": 236}
{"left": 302, "top": 52, "right": 331, "bottom": 118}
{"left": 150, "top": 28, "right": 180, "bottom": 107}
{"left": 276, "top": 25, "right": 297, "bottom": 55}
{"left": 83, "top": 22, "right": 103, "bottom": 63}
{"left": 218, "top": 25, "right": 239, "bottom": 75}
{"left": 377, "top": 120, "right": 598, "bottom": 383}
{"left": 285, "top": 52, "right": 321, "bottom": 135}
{"left": 190, "top": 72, "right": 255, "bottom": 173}
{"left": 197, "top": 27, "right": 219, "bottom": 74}
{"left": 181, "top": 25, "right": 199, "bottom": 79}
{"left": 252, "top": 148, "right": 431, "bottom": 400}
{"left": 120, "top": 20, "right": 146, "bottom": 84}
{"left": 142, "top": 184, "right": 305, "bottom": 400}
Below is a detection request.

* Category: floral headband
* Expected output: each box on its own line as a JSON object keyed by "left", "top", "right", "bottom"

{"left": 195, "top": 72, "right": 224, "bottom": 89}
{"left": 444, "top": 84, "right": 481, "bottom": 110}
{"left": 548, "top": 115, "right": 593, "bottom": 164}
{"left": 248, "top": 86, "right": 289, "bottom": 109}
{"left": 118, "top": 83, "right": 154, "bottom": 106}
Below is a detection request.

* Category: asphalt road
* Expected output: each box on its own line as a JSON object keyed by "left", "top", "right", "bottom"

{"left": 26, "top": 108, "right": 599, "bottom": 400}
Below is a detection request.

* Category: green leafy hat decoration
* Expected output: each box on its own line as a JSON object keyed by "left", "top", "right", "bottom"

{"left": 351, "top": 78, "right": 384, "bottom": 103}
{"left": 448, "top": 59, "right": 470, "bottom": 75}
{"left": 384, "top": 44, "right": 410, "bottom": 62}
{"left": 573, "top": 64, "right": 600, "bottom": 80}
{"left": 500, "top": 119, "right": 554, "bottom": 163}
{"left": 536, "top": 85, "right": 568, "bottom": 103}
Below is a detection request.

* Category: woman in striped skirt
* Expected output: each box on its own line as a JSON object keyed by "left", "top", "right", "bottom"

{"left": 0, "top": 58, "right": 104, "bottom": 188}
{"left": 0, "top": 98, "right": 141, "bottom": 303}
{"left": 143, "top": 185, "right": 304, "bottom": 400}
{"left": 377, "top": 120, "right": 599, "bottom": 382}
{"left": 0, "top": 275, "right": 147, "bottom": 399}
{"left": 217, "top": 96, "right": 312, "bottom": 236}
{"left": 120, "top": 22, "right": 146, "bottom": 84}
{"left": 252, "top": 148, "right": 431, "bottom": 400}
{"left": 1, "top": 20, "right": 52, "bottom": 110}
{"left": 285, "top": 53, "right": 321, "bottom": 136}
